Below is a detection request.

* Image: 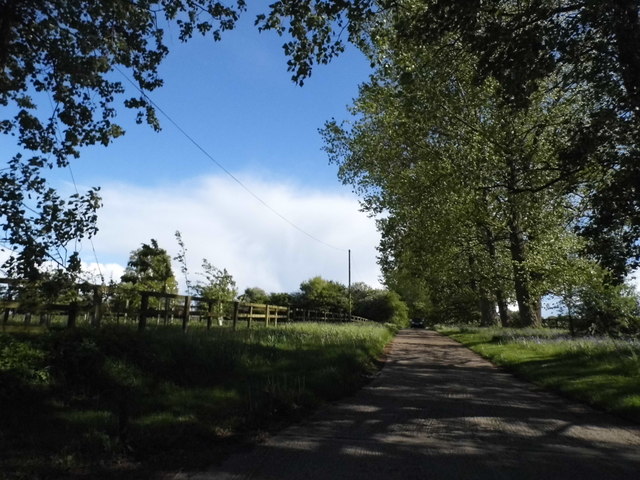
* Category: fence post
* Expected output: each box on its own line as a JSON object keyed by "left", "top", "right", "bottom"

{"left": 248, "top": 305, "right": 253, "bottom": 329}
{"left": 233, "top": 301, "right": 239, "bottom": 330}
{"left": 139, "top": 292, "right": 149, "bottom": 331}
{"left": 91, "top": 286, "right": 103, "bottom": 328}
{"left": 164, "top": 296, "right": 170, "bottom": 326}
{"left": 265, "top": 304, "right": 270, "bottom": 327}
{"left": 182, "top": 296, "right": 191, "bottom": 332}
{"left": 207, "top": 301, "right": 213, "bottom": 330}
{"left": 274, "top": 306, "right": 278, "bottom": 327}
{"left": 68, "top": 302, "right": 78, "bottom": 328}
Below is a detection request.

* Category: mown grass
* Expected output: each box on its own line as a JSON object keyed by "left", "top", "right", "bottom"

{"left": 438, "top": 326, "right": 640, "bottom": 423}
{"left": 0, "top": 322, "right": 394, "bottom": 479}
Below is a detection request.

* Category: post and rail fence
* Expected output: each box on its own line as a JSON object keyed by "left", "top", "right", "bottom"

{"left": 0, "top": 278, "right": 370, "bottom": 331}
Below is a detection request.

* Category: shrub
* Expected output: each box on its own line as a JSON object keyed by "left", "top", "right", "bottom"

{"left": 354, "top": 290, "right": 409, "bottom": 328}
{"left": 571, "top": 282, "right": 640, "bottom": 336}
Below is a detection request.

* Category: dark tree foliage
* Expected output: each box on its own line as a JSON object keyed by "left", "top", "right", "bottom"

{"left": 120, "top": 239, "right": 177, "bottom": 293}
{"left": 1, "top": 0, "right": 246, "bottom": 280}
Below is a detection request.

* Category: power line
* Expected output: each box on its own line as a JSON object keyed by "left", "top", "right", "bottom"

{"left": 115, "top": 66, "right": 347, "bottom": 253}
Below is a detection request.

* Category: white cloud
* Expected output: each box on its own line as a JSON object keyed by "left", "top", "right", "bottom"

{"left": 84, "top": 174, "right": 382, "bottom": 294}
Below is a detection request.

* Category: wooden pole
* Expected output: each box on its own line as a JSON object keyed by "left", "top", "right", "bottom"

{"left": 91, "top": 286, "right": 103, "bottom": 328}
{"left": 68, "top": 302, "right": 78, "bottom": 328}
{"left": 207, "top": 301, "right": 213, "bottom": 330}
{"left": 139, "top": 293, "right": 149, "bottom": 331}
{"left": 232, "top": 301, "right": 239, "bottom": 330}
{"left": 182, "top": 296, "right": 191, "bottom": 332}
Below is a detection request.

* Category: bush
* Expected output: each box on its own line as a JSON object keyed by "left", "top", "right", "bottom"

{"left": 354, "top": 290, "right": 409, "bottom": 328}
{"left": 571, "top": 282, "right": 640, "bottom": 336}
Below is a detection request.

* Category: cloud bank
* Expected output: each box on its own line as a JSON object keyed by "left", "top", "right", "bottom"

{"left": 82, "top": 174, "right": 382, "bottom": 294}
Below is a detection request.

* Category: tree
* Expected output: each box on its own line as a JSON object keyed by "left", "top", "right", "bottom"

{"left": 120, "top": 239, "right": 177, "bottom": 294}
{"left": 1, "top": 0, "right": 246, "bottom": 279}
{"left": 193, "top": 259, "right": 237, "bottom": 320}
{"left": 258, "top": 0, "right": 640, "bottom": 277}
{"left": 298, "top": 276, "right": 349, "bottom": 311}
{"left": 353, "top": 288, "right": 409, "bottom": 327}
{"left": 322, "top": 17, "right": 593, "bottom": 327}
{"left": 239, "top": 287, "right": 269, "bottom": 304}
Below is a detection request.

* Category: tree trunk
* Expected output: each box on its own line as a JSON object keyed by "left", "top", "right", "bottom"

{"left": 508, "top": 209, "right": 540, "bottom": 327}
{"left": 495, "top": 289, "right": 509, "bottom": 327}
{"left": 483, "top": 224, "right": 505, "bottom": 327}
{"left": 479, "top": 293, "right": 498, "bottom": 326}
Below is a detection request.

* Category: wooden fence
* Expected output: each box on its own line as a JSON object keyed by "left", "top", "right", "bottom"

{"left": 0, "top": 279, "right": 369, "bottom": 331}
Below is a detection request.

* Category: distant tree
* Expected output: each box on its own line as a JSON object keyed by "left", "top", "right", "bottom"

{"left": 298, "top": 276, "right": 349, "bottom": 311}
{"left": 350, "top": 281, "right": 375, "bottom": 306}
{"left": 193, "top": 259, "right": 237, "bottom": 321}
{"left": 354, "top": 289, "right": 409, "bottom": 327}
{"left": 268, "top": 292, "right": 293, "bottom": 306}
{"left": 173, "top": 230, "right": 192, "bottom": 294}
{"left": 239, "top": 287, "right": 269, "bottom": 304}
{"left": 120, "top": 239, "right": 177, "bottom": 294}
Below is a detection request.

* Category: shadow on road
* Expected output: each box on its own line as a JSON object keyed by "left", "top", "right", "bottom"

{"left": 184, "top": 330, "right": 640, "bottom": 480}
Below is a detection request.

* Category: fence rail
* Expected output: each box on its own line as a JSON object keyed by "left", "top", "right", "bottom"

{"left": 0, "top": 279, "right": 369, "bottom": 331}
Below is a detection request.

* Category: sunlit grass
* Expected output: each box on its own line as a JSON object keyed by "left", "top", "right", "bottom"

{"left": 438, "top": 326, "right": 640, "bottom": 422}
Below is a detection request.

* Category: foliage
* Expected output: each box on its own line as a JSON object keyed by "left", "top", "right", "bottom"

{"left": 262, "top": 0, "right": 640, "bottom": 278}
{"left": 297, "top": 276, "right": 349, "bottom": 311}
{"left": 120, "top": 239, "right": 177, "bottom": 294}
{"left": 0, "top": 322, "right": 392, "bottom": 476}
{"left": 353, "top": 289, "right": 409, "bottom": 327}
{"left": 240, "top": 287, "right": 269, "bottom": 304}
{"left": 570, "top": 280, "right": 640, "bottom": 336}
{"left": 1, "top": 0, "right": 249, "bottom": 279}
{"left": 321, "top": 14, "right": 594, "bottom": 327}
{"left": 268, "top": 291, "right": 293, "bottom": 306}
{"left": 173, "top": 230, "right": 192, "bottom": 294}
{"left": 193, "top": 259, "right": 237, "bottom": 303}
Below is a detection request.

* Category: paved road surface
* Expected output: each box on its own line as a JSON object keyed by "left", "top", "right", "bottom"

{"left": 184, "top": 330, "right": 640, "bottom": 479}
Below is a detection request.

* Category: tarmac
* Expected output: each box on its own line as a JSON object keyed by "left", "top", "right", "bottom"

{"left": 180, "top": 329, "right": 640, "bottom": 479}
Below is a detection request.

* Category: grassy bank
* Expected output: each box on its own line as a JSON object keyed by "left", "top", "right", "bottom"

{"left": 0, "top": 322, "right": 394, "bottom": 478}
{"left": 438, "top": 326, "right": 640, "bottom": 423}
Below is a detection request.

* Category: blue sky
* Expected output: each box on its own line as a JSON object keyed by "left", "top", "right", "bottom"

{"left": 1, "top": 9, "right": 381, "bottom": 294}
{"left": 70, "top": 12, "right": 372, "bottom": 189}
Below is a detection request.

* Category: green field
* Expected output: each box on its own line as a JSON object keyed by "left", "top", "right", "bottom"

{"left": 0, "top": 322, "right": 394, "bottom": 478}
{"left": 438, "top": 326, "right": 640, "bottom": 423}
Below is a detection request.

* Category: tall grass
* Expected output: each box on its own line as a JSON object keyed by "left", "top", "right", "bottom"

{"left": 0, "top": 322, "right": 393, "bottom": 478}
{"left": 438, "top": 326, "right": 640, "bottom": 422}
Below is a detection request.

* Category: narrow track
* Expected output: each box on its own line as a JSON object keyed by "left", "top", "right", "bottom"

{"left": 184, "top": 330, "right": 640, "bottom": 479}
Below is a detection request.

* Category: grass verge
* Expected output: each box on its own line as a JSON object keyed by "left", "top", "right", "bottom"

{"left": 0, "top": 322, "right": 394, "bottom": 478}
{"left": 437, "top": 326, "right": 640, "bottom": 423}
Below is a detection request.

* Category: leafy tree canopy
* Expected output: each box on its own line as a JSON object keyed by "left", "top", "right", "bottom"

{"left": 193, "top": 258, "right": 237, "bottom": 303}
{"left": 239, "top": 286, "right": 269, "bottom": 304}
{"left": 1, "top": 0, "right": 246, "bottom": 279}
{"left": 120, "top": 239, "right": 177, "bottom": 293}
{"left": 298, "top": 276, "right": 349, "bottom": 311}
{"left": 259, "top": 0, "right": 640, "bottom": 276}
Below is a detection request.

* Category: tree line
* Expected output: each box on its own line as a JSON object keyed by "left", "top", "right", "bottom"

{"left": 1, "top": 234, "right": 409, "bottom": 327}
{"left": 2, "top": 1, "right": 640, "bottom": 334}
